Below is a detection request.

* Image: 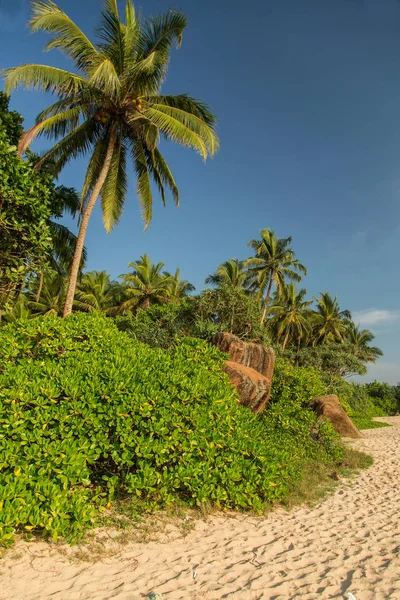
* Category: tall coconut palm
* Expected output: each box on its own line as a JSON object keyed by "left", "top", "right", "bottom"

{"left": 245, "top": 229, "right": 307, "bottom": 323}
{"left": 267, "top": 283, "right": 313, "bottom": 351}
{"left": 119, "top": 254, "right": 171, "bottom": 313}
{"left": 163, "top": 268, "right": 195, "bottom": 302}
{"left": 74, "top": 270, "right": 120, "bottom": 313}
{"left": 313, "top": 292, "right": 351, "bottom": 345}
{"left": 4, "top": 0, "right": 219, "bottom": 317}
{"left": 205, "top": 258, "right": 249, "bottom": 291}
{"left": 345, "top": 321, "right": 383, "bottom": 363}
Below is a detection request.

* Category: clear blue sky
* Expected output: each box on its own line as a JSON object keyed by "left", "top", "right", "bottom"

{"left": 1, "top": 0, "right": 400, "bottom": 383}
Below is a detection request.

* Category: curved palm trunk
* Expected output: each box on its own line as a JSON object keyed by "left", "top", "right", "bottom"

{"left": 35, "top": 271, "right": 44, "bottom": 303}
{"left": 63, "top": 126, "right": 117, "bottom": 317}
{"left": 261, "top": 274, "right": 274, "bottom": 324}
{"left": 281, "top": 329, "right": 291, "bottom": 351}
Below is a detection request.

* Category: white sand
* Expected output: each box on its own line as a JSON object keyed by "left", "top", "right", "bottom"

{"left": 1, "top": 416, "right": 399, "bottom": 600}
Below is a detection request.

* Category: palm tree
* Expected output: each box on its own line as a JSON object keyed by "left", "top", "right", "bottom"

{"left": 4, "top": 0, "right": 219, "bottom": 317}
{"left": 28, "top": 270, "right": 67, "bottom": 315}
{"left": 345, "top": 321, "right": 383, "bottom": 363}
{"left": 163, "top": 268, "right": 195, "bottom": 302}
{"left": 245, "top": 229, "right": 307, "bottom": 323}
{"left": 205, "top": 258, "right": 249, "bottom": 290}
{"left": 267, "top": 283, "right": 313, "bottom": 351}
{"left": 119, "top": 254, "right": 171, "bottom": 313}
{"left": 74, "top": 270, "right": 120, "bottom": 313}
{"left": 313, "top": 292, "right": 351, "bottom": 345}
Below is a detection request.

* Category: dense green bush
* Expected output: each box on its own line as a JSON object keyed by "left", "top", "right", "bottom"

{"left": 263, "top": 357, "right": 341, "bottom": 462}
{"left": 115, "top": 300, "right": 220, "bottom": 348}
{"left": 0, "top": 94, "right": 56, "bottom": 308}
{"left": 269, "top": 358, "right": 327, "bottom": 407}
{"left": 365, "top": 381, "right": 399, "bottom": 415}
{"left": 198, "top": 285, "right": 268, "bottom": 342}
{"left": 0, "top": 314, "right": 343, "bottom": 545}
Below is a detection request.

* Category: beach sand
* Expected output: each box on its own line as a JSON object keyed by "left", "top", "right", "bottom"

{"left": 1, "top": 416, "right": 399, "bottom": 600}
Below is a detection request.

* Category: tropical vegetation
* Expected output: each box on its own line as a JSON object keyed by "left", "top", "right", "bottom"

{"left": 4, "top": 0, "right": 219, "bottom": 317}
{"left": 0, "top": 0, "right": 398, "bottom": 551}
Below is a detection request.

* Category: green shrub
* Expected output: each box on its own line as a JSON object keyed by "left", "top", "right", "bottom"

{"left": 0, "top": 314, "right": 343, "bottom": 546}
{"left": 265, "top": 358, "right": 342, "bottom": 462}
{"left": 115, "top": 300, "right": 218, "bottom": 349}
{"left": 365, "top": 381, "right": 398, "bottom": 415}
{"left": 269, "top": 358, "right": 327, "bottom": 407}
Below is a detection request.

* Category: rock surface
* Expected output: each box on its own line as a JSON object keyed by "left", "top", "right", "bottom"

{"left": 212, "top": 333, "right": 275, "bottom": 412}
{"left": 213, "top": 332, "right": 275, "bottom": 380}
{"left": 223, "top": 360, "right": 272, "bottom": 413}
{"left": 312, "top": 394, "right": 363, "bottom": 438}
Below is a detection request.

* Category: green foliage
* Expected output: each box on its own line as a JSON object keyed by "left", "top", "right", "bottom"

{"left": 263, "top": 357, "right": 343, "bottom": 472}
{"left": 287, "top": 345, "right": 367, "bottom": 379}
{"left": 269, "top": 357, "right": 327, "bottom": 408}
{"left": 0, "top": 313, "right": 342, "bottom": 545}
{"left": 365, "top": 381, "right": 399, "bottom": 415}
{"left": 0, "top": 93, "right": 23, "bottom": 145}
{"left": 115, "top": 300, "right": 196, "bottom": 348}
{"left": 115, "top": 299, "right": 220, "bottom": 348}
{"left": 198, "top": 285, "right": 267, "bottom": 342}
{"left": 0, "top": 127, "right": 53, "bottom": 307}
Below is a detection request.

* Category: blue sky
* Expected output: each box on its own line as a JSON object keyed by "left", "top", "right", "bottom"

{"left": 1, "top": 0, "right": 400, "bottom": 383}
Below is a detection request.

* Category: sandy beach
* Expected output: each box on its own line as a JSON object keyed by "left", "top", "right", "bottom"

{"left": 1, "top": 416, "right": 399, "bottom": 600}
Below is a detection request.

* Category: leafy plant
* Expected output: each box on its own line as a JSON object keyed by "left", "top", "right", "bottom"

{"left": 0, "top": 127, "right": 53, "bottom": 308}
{"left": 0, "top": 313, "right": 342, "bottom": 545}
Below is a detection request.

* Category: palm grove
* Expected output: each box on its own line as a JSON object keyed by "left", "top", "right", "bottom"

{"left": 0, "top": 0, "right": 384, "bottom": 381}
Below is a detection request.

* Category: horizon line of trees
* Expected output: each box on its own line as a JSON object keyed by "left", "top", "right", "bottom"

{"left": 5, "top": 228, "right": 383, "bottom": 380}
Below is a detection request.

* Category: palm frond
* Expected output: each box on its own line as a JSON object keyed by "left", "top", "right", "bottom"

{"left": 150, "top": 147, "right": 179, "bottom": 206}
{"left": 49, "top": 220, "right": 87, "bottom": 269}
{"left": 148, "top": 102, "right": 218, "bottom": 155}
{"left": 30, "top": 0, "right": 101, "bottom": 73}
{"left": 3, "top": 64, "right": 91, "bottom": 97}
{"left": 132, "top": 139, "right": 153, "bottom": 227}
{"left": 101, "top": 135, "right": 127, "bottom": 231}
{"left": 89, "top": 57, "right": 121, "bottom": 98}
{"left": 144, "top": 107, "right": 208, "bottom": 159}
{"left": 35, "top": 118, "right": 99, "bottom": 174}
{"left": 82, "top": 134, "right": 108, "bottom": 203}
{"left": 97, "top": 2, "right": 124, "bottom": 75}
{"left": 18, "top": 107, "right": 83, "bottom": 155}
{"left": 149, "top": 94, "right": 217, "bottom": 126}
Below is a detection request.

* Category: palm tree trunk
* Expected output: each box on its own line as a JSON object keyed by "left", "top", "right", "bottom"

{"left": 261, "top": 275, "right": 274, "bottom": 324}
{"left": 282, "top": 329, "right": 290, "bottom": 351}
{"left": 63, "top": 126, "right": 118, "bottom": 317}
{"left": 35, "top": 271, "right": 44, "bottom": 303}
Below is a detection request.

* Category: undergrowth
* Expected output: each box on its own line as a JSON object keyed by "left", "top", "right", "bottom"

{"left": 0, "top": 313, "right": 345, "bottom": 546}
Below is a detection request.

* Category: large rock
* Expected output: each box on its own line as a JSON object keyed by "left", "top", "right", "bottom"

{"left": 213, "top": 332, "right": 275, "bottom": 380}
{"left": 223, "top": 361, "right": 272, "bottom": 413}
{"left": 311, "top": 395, "right": 363, "bottom": 439}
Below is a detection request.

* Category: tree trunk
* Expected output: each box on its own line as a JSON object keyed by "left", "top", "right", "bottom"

{"left": 282, "top": 329, "right": 290, "bottom": 351}
{"left": 63, "top": 126, "right": 118, "bottom": 317}
{"left": 35, "top": 271, "right": 44, "bottom": 304}
{"left": 261, "top": 274, "right": 274, "bottom": 323}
